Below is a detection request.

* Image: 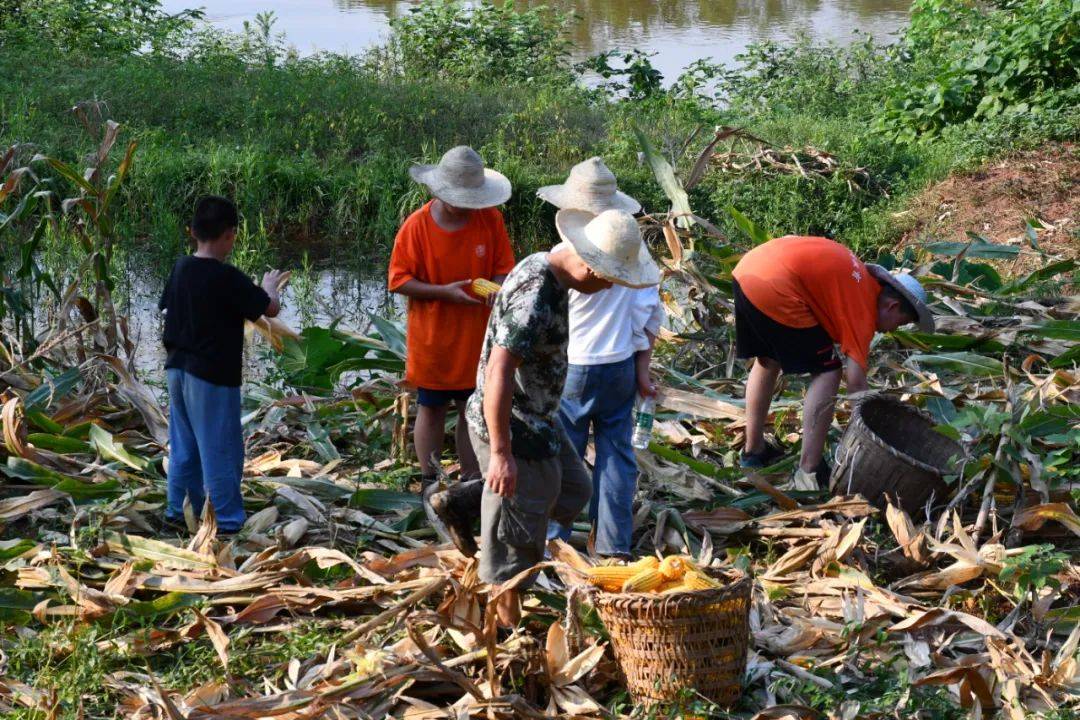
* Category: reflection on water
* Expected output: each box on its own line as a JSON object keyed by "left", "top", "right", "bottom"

{"left": 166, "top": 0, "right": 909, "bottom": 79}
{"left": 124, "top": 267, "right": 402, "bottom": 383}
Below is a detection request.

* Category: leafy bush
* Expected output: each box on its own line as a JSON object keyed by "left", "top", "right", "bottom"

{"left": 880, "top": 0, "right": 1080, "bottom": 142}
{"left": 718, "top": 35, "right": 897, "bottom": 120}
{"left": 379, "top": 0, "right": 573, "bottom": 84}
{"left": 0, "top": 0, "right": 199, "bottom": 55}
{"left": 999, "top": 544, "right": 1068, "bottom": 603}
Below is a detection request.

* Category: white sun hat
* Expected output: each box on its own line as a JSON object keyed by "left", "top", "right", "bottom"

{"left": 408, "top": 146, "right": 512, "bottom": 209}
{"left": 866, "top": 265, "right": 935, "bottom": 333}
{"left": 537, "top": 157, "right": 641, "bottom": 214}
{"left": 555, "top": 209, "right": 661, "bottom": 289}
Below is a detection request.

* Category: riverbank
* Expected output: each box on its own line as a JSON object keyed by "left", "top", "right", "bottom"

{"left": 2, "top": 0, "right": 1076, "bottom": 283}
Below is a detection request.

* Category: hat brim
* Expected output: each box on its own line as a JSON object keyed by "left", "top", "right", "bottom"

{"left": 536, "top": 184, "right": 641, "bottom": 214}
{"left": 409, "top": 164, "right": 512, "bottom": 209}
{"left": 555, "top": 209, "right": 661, "bottom": 289}
{"left": 867, "top": 264, "right": 935, "bottom": 333}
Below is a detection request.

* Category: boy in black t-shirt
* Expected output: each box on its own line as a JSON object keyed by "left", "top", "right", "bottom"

{"left": 159, "top": 196, "right": 286, "bottom": 532}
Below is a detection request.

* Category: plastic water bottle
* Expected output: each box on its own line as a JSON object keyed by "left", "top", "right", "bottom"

{"left": 631, "top": 395, "right": 655, "bottom": 450}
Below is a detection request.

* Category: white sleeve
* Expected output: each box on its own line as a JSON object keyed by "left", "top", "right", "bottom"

{"left": 631, "top": 286, "right": 664, "bottom": 351}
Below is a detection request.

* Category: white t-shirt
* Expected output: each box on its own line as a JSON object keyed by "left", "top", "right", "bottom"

{"left": 553, "top": 241, "right": 665, "bottom": 366}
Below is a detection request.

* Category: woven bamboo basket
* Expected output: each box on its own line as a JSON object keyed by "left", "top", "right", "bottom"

{"left": 592, "top": 568, "right": 750, "bottom": 707}
{"left": 831, "top": 394, "right": 962, "bottom": 515}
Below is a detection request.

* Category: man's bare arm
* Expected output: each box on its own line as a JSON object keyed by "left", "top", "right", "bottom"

{"left": 845, "top": 357, "right": 869, "bottom": 394}
{"left": 483, "top": 345, "right": 523, "bottom": 498}
{"left": 634, "top": 329, "right": 658, "bottom": 397}
{"left": 393, "top": 278, "right": 479, "bottom": 304}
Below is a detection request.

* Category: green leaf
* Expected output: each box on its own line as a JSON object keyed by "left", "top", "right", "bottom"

{"left": 266, "top": 476, "right": 354, "bottom": 500}
{"left": 0, "top": 538, "right": 36, "bottom": 561}
{"left": 930, "top": 260, "right": 1003, "bottom": 290}
{"left": 44, "top": 157, "right": 97, "bottom": 195}
{"left": 999, "top": 259, "right": 1075, "bottom": 294}
{"left": 727, "top": 206, "right": 771, "bottom": 246}
{"left": 907, "top": 352, "right": 1005, "bottom": 377}
{"left": 102, "top": 531, "right": 217, "bottom": 571}
{"left": 891, "top": 330, "right": 1006, "bottom": 353}
{"left": 1019, "top": 406, "right": 1080, "bottom": 438}
{"left": 1024, "top": 218, "right": 1043, "bottom": 252}
{"left": 923, "top": 239, "right": 1020, "bottom": 259}
{"left": 305, "top": 421, "right": 340, "bottom": 463}
{"left": 3, "top": 457, "right": 122, "bottom": 499}
{"left": 924, "top": 396, "right": 958, "bottom": 424}
{"left": 115, "top": 592, "right": 201, "bottom": 620}
{"left": 1023, "top": 320, "right": 1080, "bottom": 343}
{"left": 100, "top": 141, "right": 137, "bottom": 217}
{"left": 350, "top": 488, "right": 422, "bottom": 513}
{"left": 632, "top": 122, "right": 693, "bottom": 229}
{"left": 89, "top": 424, "right": 148, "bottom": 471}
{"left": 25, "top": 367, "right": 82, "bottom": 410}
{"left": 1049, "top": 345, "right": 1080, "bottom": 369}
{"left": 26, "top": 433, "right": 93, "bottom": 455}
{"left": 0, "top": 588, "right": 39, "bottom": 625}
{"left": 366, "top": 314, "right": 407, "bottom": 358}
{"left": 24, "top": 409, "right": 64, "bottom": 434}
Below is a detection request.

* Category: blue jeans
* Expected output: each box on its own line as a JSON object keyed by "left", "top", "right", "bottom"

{"left": 165, "top": 368, "right": 246, "bottom": 531}
{"left": 547, "top": 357, "right": 638, "bottom": 555}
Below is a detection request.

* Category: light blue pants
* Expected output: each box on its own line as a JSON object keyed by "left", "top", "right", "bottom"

{"left": 547, "top": 357, "right": 638, "bottom": 556}
{"left": 165, "top": 368, "right": 246, "bottom": 531}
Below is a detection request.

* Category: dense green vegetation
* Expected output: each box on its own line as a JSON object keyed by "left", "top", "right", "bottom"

{"left": 0, "top": 0, "right": 1076, "bottom": 277}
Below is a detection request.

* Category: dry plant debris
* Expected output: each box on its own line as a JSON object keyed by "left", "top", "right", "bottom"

{"left": 1, "top": 129, "right": 1078, "bottom": 719}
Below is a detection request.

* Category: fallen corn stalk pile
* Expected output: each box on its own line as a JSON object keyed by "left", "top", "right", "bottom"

{"left": 0, "top": 336, "right": 1077, "bottom": 717}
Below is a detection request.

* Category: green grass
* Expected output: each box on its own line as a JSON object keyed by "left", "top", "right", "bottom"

{"left": 2, "top": 614, "right": 355, "bottom": 719}
{"left": 1, "top": 4, "right": 1075, "bottom": 281}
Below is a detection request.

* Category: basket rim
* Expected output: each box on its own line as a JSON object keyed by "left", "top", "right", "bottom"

{"left": 591, "top": 567, "right": 751, "bottom": 609}
{"left": 850, "top": 394, "right": 962, "bottom": 476}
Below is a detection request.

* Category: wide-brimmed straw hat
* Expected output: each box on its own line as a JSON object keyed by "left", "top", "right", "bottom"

{"left": 555, "top": 209, "right": 661, "bottom": 289}
{"left": 409, "top": 146, "right": 511, "bottom": 209}
{"left": 537, "top": 157, "right": 641, "bottom": 214}
{"left": 867, "top": 265, "right": 935, "bottom": 332}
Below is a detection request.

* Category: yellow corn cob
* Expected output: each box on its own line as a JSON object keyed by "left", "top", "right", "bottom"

{"left": 658, "top": 579, "right": 688, "bottom": 594}
{"left": 621, "top": 568, "right": 664, "bottom": 593}
{"left": 471, "top": 278, "right": 501, "bottom": 298}
{"left": 584, "top": 564, "right": 640, "bottom": 592}
{"left": 658, "top": 555, "right": 689, "bottom": 581}
{"left": 682, "top": 570, "right": 721, "bottom": 590}
{"left": 629, "top": 556, "right": 660, "bottom": 572}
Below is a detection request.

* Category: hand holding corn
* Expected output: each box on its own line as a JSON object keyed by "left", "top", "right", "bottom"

{"left": 471, "top": 278, "right": 501, "bottom": 306}
{"left": 441, "top": 279, "right": 481, "bottom": 305}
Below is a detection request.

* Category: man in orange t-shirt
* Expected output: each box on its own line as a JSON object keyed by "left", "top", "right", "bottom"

{"left": 388, "top": 146, "right": 516, "bottom": 487}
{"left": 732, "top": 236, "right": 934, "bottom": 490}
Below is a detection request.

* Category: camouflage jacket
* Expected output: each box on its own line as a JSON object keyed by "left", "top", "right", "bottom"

{"left": 466, "top": 253, "right": 569, "bottom": 459}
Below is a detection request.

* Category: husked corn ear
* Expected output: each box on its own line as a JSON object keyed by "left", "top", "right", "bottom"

{"left": 471, "top": 278, "right": 502, "bottom": 298}
{"left": 682, "top": 570, "right": 721, "bottom": 590}
{"left": 584, "top": 564, "right": 639, "bottom": 592}
{"left": 658, "top": 579, "right": 688, "bottom": 593}
{"left": 629, "top": 556, "right": 660, "bottom": 572}
{"left": 622, "top": 568, "right": 664, "bottom": 592}
{"left": 658, "top": 555, "right": 689, "bottom": 581}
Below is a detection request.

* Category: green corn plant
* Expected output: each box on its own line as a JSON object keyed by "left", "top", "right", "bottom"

{"left": 33, "top": 102, "right": 137, "bottom": 354}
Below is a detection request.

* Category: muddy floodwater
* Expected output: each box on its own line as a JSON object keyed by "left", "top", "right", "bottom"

{"left": 163, "top": 0, "right": 911, "bottom": 82}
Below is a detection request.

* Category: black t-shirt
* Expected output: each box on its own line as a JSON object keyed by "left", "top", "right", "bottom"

{"left": 159, "top": 256, "right": 271, "bottom": 387}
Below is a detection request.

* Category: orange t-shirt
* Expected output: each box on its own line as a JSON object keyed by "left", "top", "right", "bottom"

{"left": 387, "top": 201, "right": 515, "bottom": 390}
{"left": 732, "top": 236, "right": 881, "bottom": 370}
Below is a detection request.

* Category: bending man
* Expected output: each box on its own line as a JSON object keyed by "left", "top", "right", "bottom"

{"left": 732, "top": 236, "right": 934, "bottom": 490}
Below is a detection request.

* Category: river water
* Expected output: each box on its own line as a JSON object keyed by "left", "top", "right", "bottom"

{"left": 164, "top": 0, "right": 911, "bottom": 82}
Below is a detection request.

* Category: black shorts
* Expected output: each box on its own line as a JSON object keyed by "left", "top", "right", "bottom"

{"left": 417, "top": 387, "right": 474, "bottom": 407}
{"left": 733, "top": 280, "right": 842, "bottom": 375}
